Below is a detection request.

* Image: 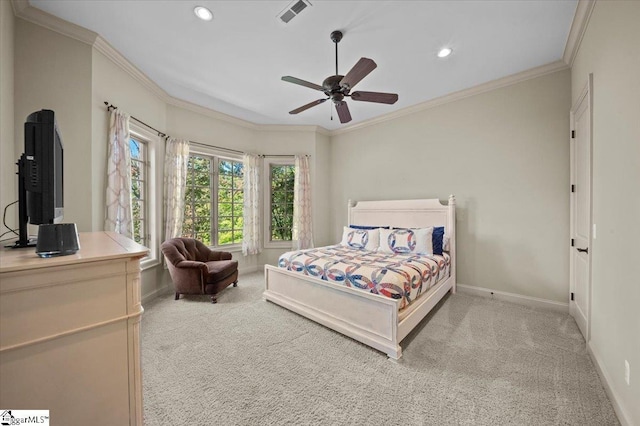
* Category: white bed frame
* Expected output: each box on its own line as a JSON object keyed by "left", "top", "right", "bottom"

{"left": 263, "top": 195, "right": 456, "bottom": 360}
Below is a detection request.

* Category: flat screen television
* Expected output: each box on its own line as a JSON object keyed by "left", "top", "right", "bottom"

{"left": 9, "top": 109, "right": 64, "bottom": 248}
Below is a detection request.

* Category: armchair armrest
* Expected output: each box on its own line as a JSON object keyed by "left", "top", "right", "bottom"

{"left": 172, "top": 260, "right": 208, "bottom": 293}
{"left": 176, "top": 260, "right": 208, "bottom": 272}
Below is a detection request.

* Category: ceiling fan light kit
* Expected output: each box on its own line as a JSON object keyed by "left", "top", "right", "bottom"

{"left": 282, "top": 30, "right": 399, "bottom": 124}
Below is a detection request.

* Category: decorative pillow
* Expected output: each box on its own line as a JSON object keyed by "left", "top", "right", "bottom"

{"left": 380, "top": 227, "right": 433, "bottom": 255}
{"left": 432, "top": 227, "right": 445, "bottom": 255}
{"left": 340, "top": 227, "right": 380, "bottom": 251}
{"left": 348, "top": 224, "right": 390, "bottom": 230}
{"left": 443, "top": 233, "right": 450, "bottom": 251}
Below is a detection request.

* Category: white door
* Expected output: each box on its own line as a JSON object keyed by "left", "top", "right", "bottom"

{"left": 569, "top": 76, "right": 592, "bottom": 340}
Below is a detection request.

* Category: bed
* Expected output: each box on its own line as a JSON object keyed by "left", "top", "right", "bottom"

{"left": 263, "top": 196, "right": 456, "bottom": 360}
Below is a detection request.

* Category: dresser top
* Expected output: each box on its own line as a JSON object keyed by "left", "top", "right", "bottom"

{"left": 0, "top": 231, "right": 149, "bottom": 273}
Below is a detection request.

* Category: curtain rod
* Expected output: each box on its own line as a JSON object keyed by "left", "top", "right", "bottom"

{"left": 104, "top": 101, "right": 244, "bottom": 154}
{"left": 189, "top": 140, "right": 244, "bottom": 155}
{"left": 104, "top": 101, "right": 167, "bottom": 138}
{"left": 104, "top": 101, "right": 309, "bottom": 158}
{"left": 261, "top": 154, "right": 310, "bottom": 158}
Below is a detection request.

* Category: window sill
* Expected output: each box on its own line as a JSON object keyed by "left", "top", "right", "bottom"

{"left": 208, "top": 244, "right": 243, "bottom": 253}
{"left": 264, "top": 241, "right": 293, "bottom": 250}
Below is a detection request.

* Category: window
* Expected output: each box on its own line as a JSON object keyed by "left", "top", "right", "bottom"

{"left": 130, "top": 137, "right": 148, "bottom": 247}
{"left": 264, "top": 160, "right": 295, "bottom": 246}
{"left": 128, "top": 122, "right": 159, "bottom": 269}
{"left": 217, "top": 159, "right": 244, "bottom": 245}
{"left": 182, "top": 153, "right": 244, "bottom": 247}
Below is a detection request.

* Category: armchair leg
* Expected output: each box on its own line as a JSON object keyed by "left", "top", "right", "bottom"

{"left": 233, "top": 281, "right": 238, "bottom": 287}
{"left": 175, "top": 293, "right": 180, "bottom": 300}
{"left": 211, "top": 295, "right": 217, "bottom": 304}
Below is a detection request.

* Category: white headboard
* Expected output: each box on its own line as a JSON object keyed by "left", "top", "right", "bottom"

{"left": 348, "top": 195, "right": 455, "bottom": 232}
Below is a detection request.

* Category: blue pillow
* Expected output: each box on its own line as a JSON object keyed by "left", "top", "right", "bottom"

{"left": 349, "top": 225, "right": 389, "bottom": 230}
{"left": 432, "top": 227, "right": 445, "bottom": 255}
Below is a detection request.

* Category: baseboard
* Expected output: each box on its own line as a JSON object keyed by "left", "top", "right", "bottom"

{"left": 587, "top": 342, "right": 633, "bottom": 426}
{"left": 456, "top": 283, "right": 569, "bottom": 313}
{"left": 142, "top": 285, "right": 171, "bottom": 304}
{"left": 239, "top": 265, "right": 259, "bottom": 274}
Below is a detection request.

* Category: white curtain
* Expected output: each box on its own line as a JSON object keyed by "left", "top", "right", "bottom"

{"left": 163, "top": 137, "right": 190, "bottom": 242}
{"left": 104, "top": 109, "right": 133, "bottom": 238}
{"left": 242, "top": 153, "right": 261, "bottom": 256}
{"left": 292, "top": 155, "right": 313, "bottom": 250}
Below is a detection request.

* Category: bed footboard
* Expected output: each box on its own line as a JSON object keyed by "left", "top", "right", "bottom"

{"left": 264, "top": 265, "right": 403, "bottom": 359}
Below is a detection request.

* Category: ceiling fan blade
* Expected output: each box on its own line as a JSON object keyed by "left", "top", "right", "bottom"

{"left": 335, "top": 101, "right": 352, "bottom": 124}
{"left": 339, "top": 58, "right": 377, "bottom": 90}
{"left": 289, "top": 98, "right": 328, "bottom": 115}
{"left": 282, "top": 76, "right": 325, "bottom": 91}
{"left": 350, "top": 91, "right": 399, "bottom": 104}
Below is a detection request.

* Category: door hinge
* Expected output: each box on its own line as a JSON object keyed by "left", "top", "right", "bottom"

{"left": 571, "top": 130, "right": 575, "bottom": 139}
{"left": 571, "top": 184, "right": 575, "bottom": 193}
{"left": 571, "top": 238, "right": 575, "bottom": 247}
{"left": 571, "top": 292, "right": 575, "bottom": 301}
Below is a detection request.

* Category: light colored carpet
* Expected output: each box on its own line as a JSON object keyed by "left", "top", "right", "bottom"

{"left": 142, "top": 271, "right": 618, "bottom": 425}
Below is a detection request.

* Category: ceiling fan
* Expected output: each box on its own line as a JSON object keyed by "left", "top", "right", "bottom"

{"left": 282, "top": 30, "right": 398, "bottom": 124}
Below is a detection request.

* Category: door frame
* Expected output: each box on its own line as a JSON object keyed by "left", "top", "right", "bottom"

{"left": 569, "top": 74, "right": 593, "bottom": 341}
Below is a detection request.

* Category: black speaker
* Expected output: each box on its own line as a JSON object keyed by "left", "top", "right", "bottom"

{"left": 36, "top": 223, "right": 80, "bottom": 258}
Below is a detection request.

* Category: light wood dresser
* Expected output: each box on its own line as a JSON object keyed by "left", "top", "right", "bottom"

{"left": 0, "top": 232, "right": 148, "bottom": 425}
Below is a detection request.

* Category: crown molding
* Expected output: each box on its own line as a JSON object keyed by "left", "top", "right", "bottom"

{"left": 11, "top": 0, "right": 97, "bottom": 45}
{"left": 92, "top": 36, "right": 168, "bottom": 102}
{"left": 563, "top": 0, "right": 596, "bottom": 67}
{"left": 329, "top": 60, "right": 569, "bottom": 137}
{"left": 166, "top": 97, "right": 331, "bottom": 135}
{"left": 165, "top": 97, "right": 258, "bottom": 130}
{"left": 10, "top": 0, "right": 28, "bottom": 15}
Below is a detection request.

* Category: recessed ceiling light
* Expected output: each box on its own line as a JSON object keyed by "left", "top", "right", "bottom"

{"left": 437, "top": 47, "right": 453, "bottom": 58}
{"left": 194, "top": 6, "right": 213, "bottom": 21}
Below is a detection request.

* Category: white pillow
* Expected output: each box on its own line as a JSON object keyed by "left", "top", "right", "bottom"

{"left": 340, "top": 227, "right": 380, "bottom": 251}
{"left": 380, "top": 227, "right": 433, "bottom": 255}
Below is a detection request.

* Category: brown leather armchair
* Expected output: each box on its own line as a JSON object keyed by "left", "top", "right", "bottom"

{"left": 161, "top": 238, "right": 238, "bottom": 304}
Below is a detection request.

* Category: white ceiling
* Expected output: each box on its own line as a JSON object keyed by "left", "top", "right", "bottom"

{"left": 29, "top": 0, "right": 577, "bottom": 130}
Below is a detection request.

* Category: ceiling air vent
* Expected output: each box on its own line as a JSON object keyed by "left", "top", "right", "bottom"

{"left": 277, "top": 0, "right": 312, "bottom": 24}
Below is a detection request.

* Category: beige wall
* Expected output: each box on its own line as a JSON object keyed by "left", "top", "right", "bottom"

{"left": 313, "top": 131, "right": 331, "bottom": 247}
{"left": 92, "top": 49, "right": 168, "bottom": 300}
{"left": 14, "top": 18, "right": 93, "bottom": 232}
{"left": 571, "top": 2, "right": 640, "bottom": 424}
{"left": 91, "top": 50, "right": 167, "bottom": 231}
{"left": 330, "top": 70, "right": 572, "bottom": 303}
{"left": 0, "top": 0, "right": 15, "bottom": 236}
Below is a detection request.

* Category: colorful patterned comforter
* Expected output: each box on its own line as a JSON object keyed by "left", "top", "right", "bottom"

{"left": 278, "top": 245, "right": 451, "bottom": 310}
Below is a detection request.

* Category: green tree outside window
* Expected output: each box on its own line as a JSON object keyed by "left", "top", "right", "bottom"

{"left": 182, "top": 154, "right": 243, "bottom": 246}
{"left": 270, "top": 164, "right": 294, "bottom": 241}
